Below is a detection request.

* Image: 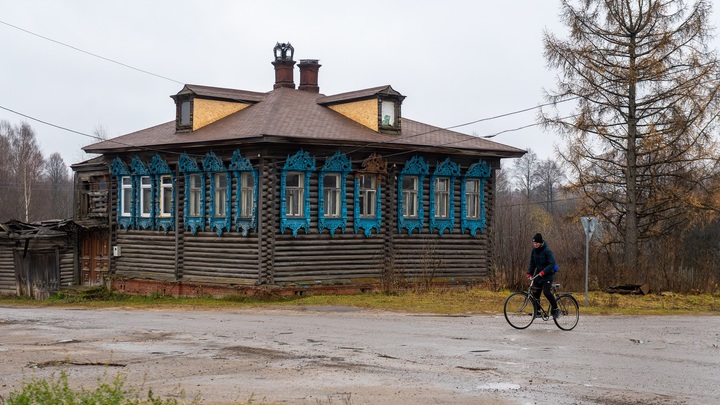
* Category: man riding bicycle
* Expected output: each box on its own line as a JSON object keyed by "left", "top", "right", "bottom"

{"left": 527, "top": 233, "right": 560, "bottom": 320}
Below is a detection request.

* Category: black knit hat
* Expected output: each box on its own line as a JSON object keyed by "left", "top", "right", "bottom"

{"left": 532, "top": 233, "right": 544, "bottom": 244}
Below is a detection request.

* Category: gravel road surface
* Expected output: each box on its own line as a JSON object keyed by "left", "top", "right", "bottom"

{"left": 1, "top": 305, "right": 718, "bottom": 404}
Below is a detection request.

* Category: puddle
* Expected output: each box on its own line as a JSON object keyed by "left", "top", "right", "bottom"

{"left": 476, "top": 382, "right": 520, "bottom": 390}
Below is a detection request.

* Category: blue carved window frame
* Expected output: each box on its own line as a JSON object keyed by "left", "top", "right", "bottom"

{"left": 229, "top": 149, "right": 258, "bottom": 236}
{"left": 397, "top": 155, "right": 428, "bottom": 234}
{"left": 429, "top": 158, "right": 460, "bottom": 235}
{"left": 461, "top": 160, "right": 491, "bottom": 236}
{"left": 353, "top": 174, "right": 382, "bottom": 237}
{"left": 179, "top": 154, "right": 205, "bottom": 235}
{"left": 130, "top": 156, "right": 153, "bottom": 230}
{"left": 318, "top": 151, "right": 351, "bottom": 237}
{"left": 353, "top": 153, "right": 386, "bottom": 237}
{"left": 203, "top": 152, "right": 231, "bottom": 236}
{"left": 110, "top": 158, "right": 133, "bottom": 230}
{"left": 149, "top": 155, "right": 174, "bottom": 233}
{"left": 280, "top": 150, "right": 315, "bottom": 236}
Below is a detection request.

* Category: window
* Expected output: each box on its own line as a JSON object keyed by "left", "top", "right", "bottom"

{"left": 159, "top": 176, "right": 173, "bottom": 217}
{"left": 323, "top": 173, "right": 341, "bottom": 218}
{"left": 381, "top": 100, "right": 396, "bottom": 127}
{"left": 139, "top": 176, "right": 152, "bottom": 217}
{"left": 465, "top": 179, "right": 480, "bottom": 219}
{"left": 180, "top": 101, "right": 191, "bottom": 126}
{"left": 402, "top": 176, "right": 418, "bottom": 218}
{"left": 280, "top": 150, "right": 315, "bottom": 236}
{"left": 285, "top": 172, "right": 304, "bottom": 217}
{"left": 434, "top": 178, "right": 450, "bottom": 219}
{"left": 239, "top": 171, "right": 254, "bottom": 219}
{"left": 189, "top": 174, "right": 202, "bottom": 217}
{"left": 214, "top": 173, "right": 228, "bottom": 217}
{"left": 359, "top": 174, "right": 377, "bottom": 218}
{"left": 461, "top": 160, "right": 491, "bottom": 236}
{"left": 121, "top": 176, "right": 132, "bottom": 217}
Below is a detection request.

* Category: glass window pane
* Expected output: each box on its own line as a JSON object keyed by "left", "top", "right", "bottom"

{"left": 286, "top": 173, "right": 300, "bottom": 187}
{"left": 359, "top": 174, "right": 377, "bottom": 218}
{"left": 285, "top": 173, "right": 304, "bottom": 217}
{"left": 214, "top": 173, "right": 227, "bottom": 217}
{"left": 466, "top": 179, "right": 480, "bottom": 219}
{"left": 122, "top": 188, "right": 131, "bottom": 216}
{"left": 189, "top": 174, "right": 201, "bottom": 216}
{"left": 240, "top": 172, "right": 254, "bottom": 218}
{"left": 180, "top": 101, "right": 191, "bottom": 125}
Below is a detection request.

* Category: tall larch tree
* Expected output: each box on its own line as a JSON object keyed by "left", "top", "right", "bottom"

{"left": 541, "top": 0, "right": 720, "bottom": 277}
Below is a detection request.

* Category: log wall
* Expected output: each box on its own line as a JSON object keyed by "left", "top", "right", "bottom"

{"left": 114, "top": 231, "right": 176, "bottom": 281}
{"left": 104, "top": 148, "right": 499, "bottom": 290}
{"left": 0, "top": 239, "right": 16, "bottom": 294}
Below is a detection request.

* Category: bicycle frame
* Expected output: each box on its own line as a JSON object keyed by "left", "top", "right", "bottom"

{"left": 504, "top": 275, "right": 580, "bottom": 331}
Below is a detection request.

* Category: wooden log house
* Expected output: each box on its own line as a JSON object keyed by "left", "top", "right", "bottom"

{"left": 77, "top": 43, "right": 525, "bottom": 296}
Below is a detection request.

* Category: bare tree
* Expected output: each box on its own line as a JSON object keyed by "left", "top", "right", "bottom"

{"left": 0, "top": 121, "right": 15, "bottom": 221}
{"left": 535, "top": 158, "right": 565, "bottom": 213}
{"left": 45, "top": 152, "right": 72, "bottom": 219}
{"left": 511, "top": 149, "right": 539, "bottom": 203}
{"left": 9, "top": 122, "right": 45, "bottom": 222}
{"left": 541, "top": 0, "right": 720, "bottom": 276}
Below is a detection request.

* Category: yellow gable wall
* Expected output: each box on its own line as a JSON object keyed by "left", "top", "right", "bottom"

{"left": 193, "top": 99, "right": 250, "bottom": 131}
{"left": 328, "top": 99, "right": 378, "bottom": 131}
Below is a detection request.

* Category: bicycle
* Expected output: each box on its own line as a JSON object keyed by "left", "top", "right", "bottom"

{"left": 503, "top": 275, "right": 579, "bottom": 331}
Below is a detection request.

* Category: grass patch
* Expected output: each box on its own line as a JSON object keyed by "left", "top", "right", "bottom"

{"left": 1, "top": 370, "right": 198, "bottom": 405}
{"left": 2, "top": 288, "right": 718, "bottom": 316}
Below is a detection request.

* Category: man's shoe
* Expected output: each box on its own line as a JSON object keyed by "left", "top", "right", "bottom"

{"left": 552, "top": 308, "right": 560, "bottom": 320}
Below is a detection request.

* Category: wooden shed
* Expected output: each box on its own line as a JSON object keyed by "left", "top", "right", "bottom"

{"left": 77, "top": 43, "right": 525, "bottom": 296}
{"left": 0, "top": 220, "right": 77, "bottom": 299}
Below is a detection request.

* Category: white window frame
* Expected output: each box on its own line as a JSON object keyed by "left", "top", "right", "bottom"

{"left": 323, "top": 173, "right": 341, "bottom": 218}
{"left": 402, "top": 176, "right": 418, "bottom": 218}
{"left": 285, "top": 172, "right": 304, "bottom": 217}
{"left": 159, "top": 175, "right": 173, "bottom": 218}
{"left": 434, "top": 177, "right": 450, "bottom": 219}
{"left": 189, "top": 174, "right": 202, "bottom": 217}
{"left": 239, "top": 171, "right": 254, "bottom": 219}
{"left": 139, "top": 176, "right": 152, "bottom": 217}
{"left": 120, "top": 176, "right": 132, "bottom": 217}
{"left": 214, "top": 172, "right": 228, "bottom": 217}
{"left": 359, "top": 174, "right": 377, "bottom": 218}
{"left": 465, "top": 179, "right": 480, "bottom": 219}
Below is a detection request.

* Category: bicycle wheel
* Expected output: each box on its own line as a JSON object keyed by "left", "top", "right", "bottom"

{"left": 504, "top": 292, "right": 536, "bottom": 329}
{"left": 553, "top": 294, "right": 579, "bottom": 331}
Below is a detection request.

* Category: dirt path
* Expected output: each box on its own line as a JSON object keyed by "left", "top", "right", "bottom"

{"left": 1, "top": 306, "right": 718, "bottom": 404}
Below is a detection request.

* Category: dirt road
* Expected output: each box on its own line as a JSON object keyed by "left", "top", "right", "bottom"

{"left": 1, "top": 305, "right": 718, "bottom": 404}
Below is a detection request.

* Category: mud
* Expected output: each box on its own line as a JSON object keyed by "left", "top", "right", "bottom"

{"left": 0, "top": 306, "right": 718, "bottom": 404}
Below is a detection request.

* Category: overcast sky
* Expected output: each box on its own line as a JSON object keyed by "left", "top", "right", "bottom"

{"left": 1, "top": 1, "right": 719, "bottom": 170}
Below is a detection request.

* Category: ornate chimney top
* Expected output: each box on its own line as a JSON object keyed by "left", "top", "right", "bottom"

{"left": 273, "top": 42, "right": 294, "bottom": 61}
{"left": 271, "top": 42, "right": 296, "bottom": 89}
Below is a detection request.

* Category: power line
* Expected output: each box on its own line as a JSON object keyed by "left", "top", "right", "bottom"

{"left": 0, "top": 18, "right": 574, "bottom": 163}
{"left": 0, "top": 20, "right": 184, "bottom": 85}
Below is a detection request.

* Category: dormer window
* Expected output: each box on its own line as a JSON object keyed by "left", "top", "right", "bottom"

{"left": 175, "top": 96, "right": 193, "bottom": 131}
{"left": 381, "top": 100, "right": 396, "bottom": 126}
{"left": 378, "top": 95, "right": 402, "bottom": 133}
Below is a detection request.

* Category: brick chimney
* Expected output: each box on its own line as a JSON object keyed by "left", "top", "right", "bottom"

{"left": 272, "top": 42, "right": 295, "bottom": 89}
{"left": 298, "top": 59, "right": 321, "bottom": 93}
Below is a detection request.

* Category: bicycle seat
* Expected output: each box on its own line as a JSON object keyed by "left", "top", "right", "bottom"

{"left": 552, "top": 283, "right": 561, "bottom": 289}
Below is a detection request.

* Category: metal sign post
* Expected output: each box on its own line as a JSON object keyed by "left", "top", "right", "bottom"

{"left": 580, "top": 216, "right": 598, "bottom": 306}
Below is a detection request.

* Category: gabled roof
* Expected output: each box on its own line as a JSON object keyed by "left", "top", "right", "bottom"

{"left": 317, "top": 85, "right": 403, "bottom": 105}
{"left": 84, "top": 85, "right": 525, "bottom": 157}
{"left": 173, "top": 84, "right": 266, "bottom": 103}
